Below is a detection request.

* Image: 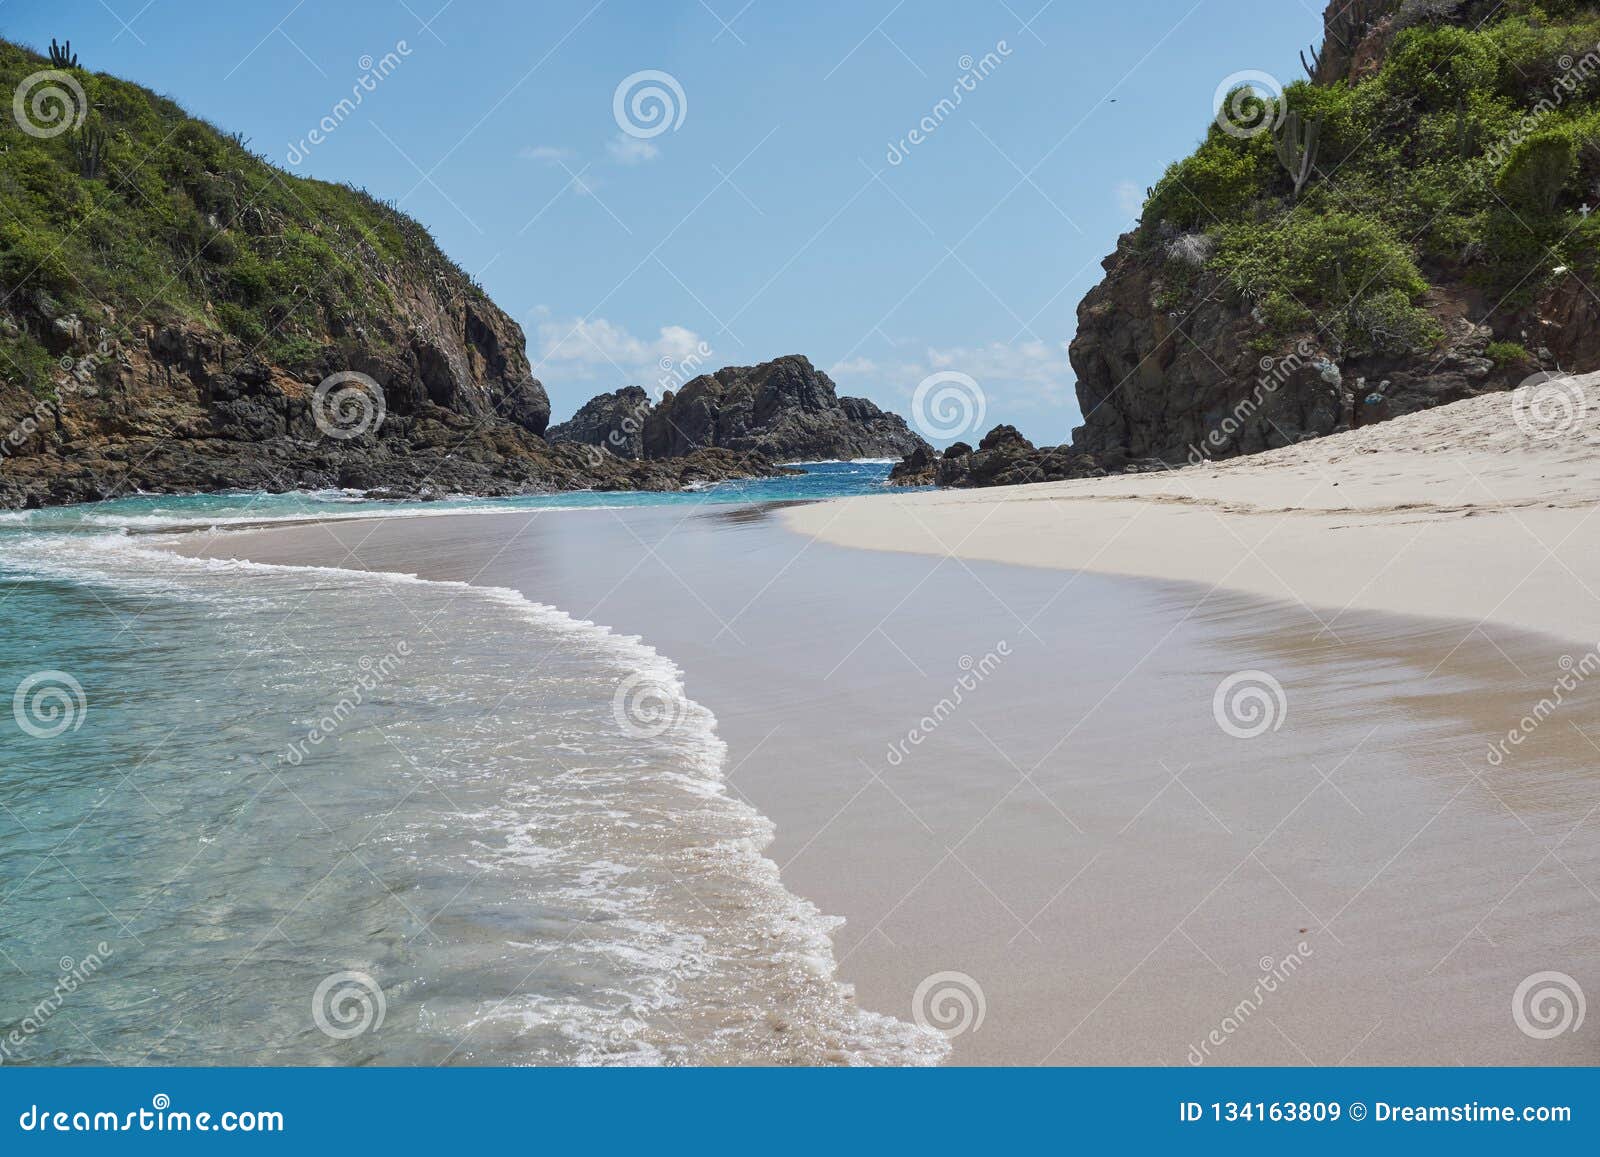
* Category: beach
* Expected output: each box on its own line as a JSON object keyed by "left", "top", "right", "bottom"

{"left": 173, "top": 400, "right": 1600, "bottom": 1064}
{"left": 785, "top": 383, "right": 1600, "bottom": 644}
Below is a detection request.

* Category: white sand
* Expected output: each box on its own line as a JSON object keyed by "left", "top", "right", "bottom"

{"left": 786, "top": 378, "right": 1600, "bottom": 647}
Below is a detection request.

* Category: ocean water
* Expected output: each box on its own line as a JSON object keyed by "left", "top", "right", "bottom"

{"left": 0, "top": 459, "right": 908, "bottom": 534}
{"left": 0, "top": 463, "right": 944, "bottom": 1065}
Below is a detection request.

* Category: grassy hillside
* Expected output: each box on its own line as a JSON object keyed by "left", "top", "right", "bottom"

{"left": 0, "top": 37, "right": 484, "bottom": 390}
{"left": 1141, "top": 0, "right": 1600, "bottom": 361}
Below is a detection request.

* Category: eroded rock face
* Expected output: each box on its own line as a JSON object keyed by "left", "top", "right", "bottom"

{"left": 637, "top": 355, "right": 930, "bottom": 462}
{"left": 1068, "top": 234, "right": 1355, "bottom": 464}
{"left": 1066, "top": 233, "right": 1538, "bottom": 471}
{"left": 546, "top": 386, "right": 652, "bottom": 460}
{"left": 348, "top": 264, "right": 551, "bottom": 436}
{"left": 0, "top": 247, "right": 577, "bottom": 506}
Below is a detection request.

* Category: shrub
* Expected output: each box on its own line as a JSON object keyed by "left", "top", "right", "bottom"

{"left": 1282, "top": 79, "right": 1376, "bottom": 169}
{"left": 1342, "top": 287, "right": 1443, "bottom": 355}
{"left": 1485, "top": 339, "right": 1532, "bottom": 366}
{"left": 1385, "top": 25, "right": 1496, "bottom": 109}
{"left": 1495, "top": 130, "right": 1577, "bottom": 212}
{"left": 1144, "top": 134, "right": 1267, "bottom": 229}
{"left": 0, "top": 35, "right": 490, "bottom": 391}
{"left": 215, "top": 302, "right": 264, "bottom": 344}
{"left": 1484, "top": 12, "right": 1600, "bottom": 103}
{"left": 1215, "top": 211, "right": 1428, "bottom": 310}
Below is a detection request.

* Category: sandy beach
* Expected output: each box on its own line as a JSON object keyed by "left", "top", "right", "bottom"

{"left": 174, "top": 392, "right": 1600, "bottom": 1065}
{"left": 786, "top": 381, "right": 1600, "bottom": 646}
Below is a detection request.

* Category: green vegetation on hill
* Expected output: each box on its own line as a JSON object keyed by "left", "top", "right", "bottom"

{"left": 0, "top": 38, "right": 483, "bottom": 391}
{"left": 1141, "top": 1, "right": 1600, "bottom": 352}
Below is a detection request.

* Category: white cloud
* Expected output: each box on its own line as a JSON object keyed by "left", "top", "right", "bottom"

{"left": 826, "top": 356, "right": 880, "bottom": 377}
{"left": 607, "top": 133, "right": 660, "bottom": 164}
{"left": 534, "top": 315, "right": 708, "bottom": 385}
{"left": 825, "top": 341, "right": 1069, "bottom": 405}
{"left": 825, "top": 339, "right": 1077, "bottom": 443}
{"left": 923, "top": 340, "right": 1069, "bottom": 401}
{"left": 568, "top": 171, "right": 603, "bottom": 197}
{"left": 519, "top": 145, "right": 573, "bottom": 164}
{"left": 1115, "top": 179, "right": 1145, "bottom": 219}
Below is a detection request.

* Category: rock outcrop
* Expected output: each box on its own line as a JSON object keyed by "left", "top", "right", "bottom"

{"left": 545, "top": 386, "right": 652, "bottom": 459}
{"left": 888, "top": 426, "right": 1102, "bottom": 488}
{"left": 647, "top": 355, "right": 927, "bottom": 460}
{"left": 1065, "top": 232, "right": 1536, "bottom": 467}
{"left": 549, "top": 355, "right": 928, "bottom": 464}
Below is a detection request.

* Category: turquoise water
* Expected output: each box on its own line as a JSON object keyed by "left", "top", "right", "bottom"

{"left": 0, "top": 463, "right": 943, "bottom": 1066}
{"left": 0, "top": 459, "right": 906, "bottom": 535}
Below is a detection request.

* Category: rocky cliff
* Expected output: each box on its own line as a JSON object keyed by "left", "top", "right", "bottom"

{"left": 896, "top": 0, "right": 1600, "bottom": 487}
{"left": 0, "top": 39, "right": 780, "bottom": 506}
{"left": 549, "top": 356, "right": 930, "bottom": 463}
{"left": 1068, "top": 0, "right": 1600, "bottom": 469}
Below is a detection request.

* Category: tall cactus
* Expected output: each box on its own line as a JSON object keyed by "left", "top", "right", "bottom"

{"left": 71, "top": 120, "right": 106, "bottom": 179}
{"left": 1454, "top": 96, "right": 1477, "bottom": 159}
{"left": 1274, "top": 111, "right": 1323, "bottom": 201}
{"left": 1300, "top": 44, "right": 1322, "bottom": 81}
{"left": 48, "top": 38, "right": 78, "bottom": 68}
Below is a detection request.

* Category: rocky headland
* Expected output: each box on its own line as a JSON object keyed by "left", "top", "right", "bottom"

{"left": 0, "top": 40, "right": 803, "bottom": 508}
{"left": 893, "top": 0, "right": 1600, "bottom": 487}
{"left": 548, "top": 355, "right": 929, "bottom": 464}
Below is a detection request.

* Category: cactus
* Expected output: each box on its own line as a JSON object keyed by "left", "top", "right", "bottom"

{"left": 1274, "top": 111, "right": 1323, "bottom": 201}
{"left": 1300, "top": 44, "right": 1322, "bottom": 81}
{"left": 1454, "top": 96, "right": 1477, "bottom": 159}
{"left": 48, "top": 37, "right": 78, "bottom": 69}
{"left": 1305, "top": 0, "right": 1391, "bottom": 82}
{"left": 71, "top": 120, "right": 106, "bottom": 179}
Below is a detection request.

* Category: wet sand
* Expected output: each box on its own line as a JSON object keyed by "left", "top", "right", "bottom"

{"left": 175, "top": 501, "right": 1600, "bottom": 1065}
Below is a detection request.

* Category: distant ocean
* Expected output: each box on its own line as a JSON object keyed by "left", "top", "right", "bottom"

{"left": 0, "top": 462, "right": 945, "bottom": 1065}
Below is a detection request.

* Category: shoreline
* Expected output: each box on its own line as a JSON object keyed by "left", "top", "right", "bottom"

{"left": 783, "top": 385, "right": 1600, "bottom": 648}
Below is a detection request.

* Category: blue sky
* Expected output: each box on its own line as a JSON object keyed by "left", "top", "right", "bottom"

{"left": 9, "top": 1, "right": 1320, "bottom": 443}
